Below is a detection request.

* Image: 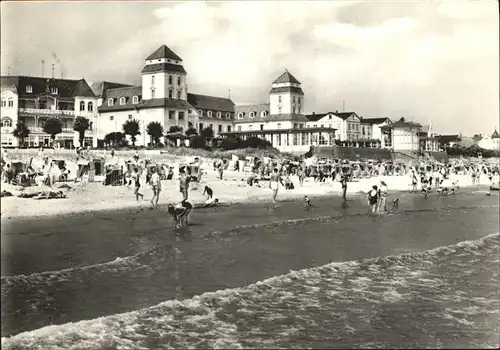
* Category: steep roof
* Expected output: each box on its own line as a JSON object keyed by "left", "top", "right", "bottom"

{"left": 233, "top": 103, "right": 270, "bottom": 122}
{"left": 491, "top": 129, "right": 500, "bottom": 139}
{"left": 141, "top": 63, "right": 187, "bottom": 75}
{"left": 334, "top": 112, "right": 361, "bottom": 120}
{"left": 146, "top": 45, "right": 182, "bottom": 61}
{"left": 269, "top": 86, "right": 304, "bottom": 95}
{"left": 360, "top": 117, "right": 391, "bottom": 125}
{"left": 73, "top": 79, "right": 96, "bottom": 97}
{"left": 90, "top": 81, "right": 133, "bottom": 98}
{"left": 305, "top": 112, "right": 332, "bottom": 122}
{"left": 272, "top": 70, "right": 301, "bottom": 84}
{"left": 187, "top": 93, "right": 234, "bottom": 113}
{"left": 1, "top": 75, "right": 95, "bottom": 99}
{"left": 381, "top": 120, "right": 422, "bottom": 129}
{"left": 98, "top": 86, "right": 142, "bottom": 112}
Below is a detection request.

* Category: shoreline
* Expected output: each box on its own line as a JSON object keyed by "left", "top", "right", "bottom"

{"left": 1, "top": 171, "right": 494, "bottom": 221}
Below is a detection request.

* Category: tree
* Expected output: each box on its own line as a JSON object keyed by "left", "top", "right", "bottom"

{"left": 73, "top": 116, "right": 90, "bottom": 147}
{"left": 185, "top": 126, "right": 198, "bottom": 137}
{"left": 42, "top": 117, "right": 63, "bottom": 145}
{"left": 169, "top": 125, "right": 182, "bottom": 133}
{"left": 201, "top": 126, "right": 214, "bottom": 139}
{"left": 12, "top": 122, "right": 30, "bottom": 147}
{"left": 190, "top": 135, "right": 208, "bottom": 149}
{"left": 104, "top": 132, "right": 126, "bottom": 146}
{"left": 146, "top": 121, "right": 164, "bottom": 146}
{"left": 122, "top": 119, "right": 140, "bottom": 146}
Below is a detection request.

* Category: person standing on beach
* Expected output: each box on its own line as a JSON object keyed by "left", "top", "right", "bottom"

{"left": 150, "top": 167, "right": 161, "bottom": 206}
{"left": 367, "top": 185, "right": 379, "bottom": 214}
{"left": 131, "top": 168, "right": 144, "bottom": 201}
{"left": 269, "top": 168, "right": 284, "bottom": 203}
{"left": 179, "top": 167, "right": 190, "bottom": 201}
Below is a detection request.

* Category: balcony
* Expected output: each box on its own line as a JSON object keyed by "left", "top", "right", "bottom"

{"left": 28, "top": 127, "right": 93, "bottom": 135}
{"left": 19, "top": 108, "right": 75, "bottom": 117}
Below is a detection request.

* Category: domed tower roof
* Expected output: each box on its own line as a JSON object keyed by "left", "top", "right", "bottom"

{"left": 146, "top": 45, "right": 183, "bottom": 62}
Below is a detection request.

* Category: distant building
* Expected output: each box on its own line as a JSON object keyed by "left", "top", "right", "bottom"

{"left": 381, "top": 119, "right": 422, "bottom": 154}
{"left": 360, "top": 117, "right": 392, "bottom": 149}
{"left": 224, "top": 70, "right": 336, "bottom": 153}
{"left": 478, "top": 129, "right": 500, "bottom": 150}
{"left": 1, "top": 76, "right": 98, "bottom": 148}
{"left": 435, "top": 134, "right": 462, "bottom": 150}
{"left": 96, "top": 45, "right": 234, "bottom": 146}
{"left": 306, "top": 111, "right": 361, "bottom": 142}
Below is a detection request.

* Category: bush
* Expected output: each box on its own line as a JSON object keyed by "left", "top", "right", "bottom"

{"left": 243, "top": 136, "right": 272, "bottom": 149}
{"left": 190, "top": 135, "right": 208, "bottom": 149}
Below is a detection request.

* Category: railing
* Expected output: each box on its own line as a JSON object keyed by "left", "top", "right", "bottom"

{"left": 19, "top": 108, "right": 75, "bottom": 117}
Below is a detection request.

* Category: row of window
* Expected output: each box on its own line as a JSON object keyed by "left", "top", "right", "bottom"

{"left": 108, "top": 96, "right": 140, "bottom": 106}
{"left": 198, "top": 110, "right": 231, "bottom": 119}
{"left": 2, "top": 117, "right": 12, "bottom": 127}
{"left": 23, "top": 85, "right": 58, "bottom": 94}
{"left": 79, "top": 101, "right": 94, "bottom": 112}
{"left": 151, "top": 75, "right": 182, "bottom": 86}
{"left": 277, "top": 95, "right": 302, "bottom": 104}
{"left": 198, "top": 123, "right": 232, "bottom": 134}
{"left": 1, "top": 99, "right": 14, "bottom": 108}
{"left": 237, "top": 111, "right": 269, "bottom": 119}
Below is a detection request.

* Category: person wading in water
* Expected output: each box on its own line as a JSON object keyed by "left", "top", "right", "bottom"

{"left": 167, "top": 200, "right": 193, "bottom": 229}
{"left": 340, "top": 174, "right": 349, "bottom": 208}
{"left": 367, "top": 185, "right": 379, "bottom": 214}
{"left": 269, "top": 168, "right": 284, "bottom": 203}
{"left": 149, "top": 167, "right": 161, "bottom": 206}
{"left": 131, "top": 168, "right": 144, "bottom": 201}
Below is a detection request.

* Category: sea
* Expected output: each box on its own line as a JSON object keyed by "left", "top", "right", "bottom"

{"left": 1, "top": 189, "right": 499, "bottom": 349}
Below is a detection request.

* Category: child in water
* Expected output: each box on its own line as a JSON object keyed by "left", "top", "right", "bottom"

{"left": 167, "top": 200, "right": 193, "bottom": 228}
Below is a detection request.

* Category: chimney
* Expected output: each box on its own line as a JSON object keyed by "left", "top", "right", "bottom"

{"left": 312, "top": 112, "right": 315, "bottom": 115}
{"left": 335, "top": 110, "right": 338, "bottom": 113}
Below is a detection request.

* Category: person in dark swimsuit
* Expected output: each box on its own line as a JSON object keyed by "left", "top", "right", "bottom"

{"left": 132, "top": 168, "right": 144, "bottom": 201}
{"left": 167, "top": 200, "right": 193, "bottom": 228}
{"left": 340, "top": 175, "right": 348, "bottom": 204}
{"left": 203, "top": 185, "right": 213, "bottom": 200}
{"left": 367, "top": 185, "right": 379, "bottom": 214}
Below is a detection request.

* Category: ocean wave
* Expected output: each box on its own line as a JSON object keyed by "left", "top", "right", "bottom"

{"left": 2, "top": 232, "right": 498, "bottom": 349}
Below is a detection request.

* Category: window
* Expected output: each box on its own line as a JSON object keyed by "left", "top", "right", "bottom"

{"left": 217, "top": 112, "right": 222, "bottom": 118}
{"left": 132, "top": 96, "right": 139, "bottom": 104}
{"left": 299, "top": 123, "right": 303, "bottom": 128}
{"left": 168, "top": 90, "right": 173, "bottom": 99}
{"left": 168, "top": 75, "right": 173, "bottom": 85}
{"left": 260, "top": 124, "right": 264, "bottom": 130}
{"left": 249, "top": 125, "right": 253, "bottom": 130}
{"left": 151, "top": 75, "right": 155, "bottom": 85}
{"left": 178, "top": 112, "right": 185, "bottom": 120}
{"left": 26, "top": 85, "right": 32, "bottom": 93}
{"left": 209, "top": 123, "right": 213, "bottom": 129}
{"left": 128, "top": 114, "right": 132, "bottom": 120}
{"left": 2, "top": 117, "right": 12, "bottom": 127}
{"left": 87, "top": 102, "right": 93, "bottom": 112}
{"left": 110, "top": 116, "right": 114, "bottom": 121}
{"left": 227, "top": 125, "right": 232, "bottom": 132}
{"left": 238, "top": 126, "right": 242, "bottom": 131}
{"left": 278, "top": 106, "right": 282, "bottom": 114}
{"left": 293, "top": 96, "right": 295, "bottom": 103}
{"left": 226, "top": 112, "right": 231, "bottom": 119}
{"left": 277, "top": 123, "right": 281, "bottom": 129}
{"left": 237, "top": 112, "right": 243, "bottom": 119}
{"left": 108, "top": 98, "right": 114, "bottom": 106}
{"left": 8, "top": 99, "right": 13, "bottom": 108}
{"left": 293, "top": 123, "right": 298, "bottom": 129}
{"left": 277, "top": 134, "right": 282, "bottom": 146}
{"left": 207, "top": 111, "right": 212, "bottom": 118}
{"left": 249, "top": 112, "right": 255, "bottom": 118}
{"left": 218, "top": 125, "right": 222, "bottom": 133}
{"left": 80, "top": 101, "right": 85, "bottom": 111}
{"left": 89, "top": 122, "right": 93, "bottom": 130}
{"left": 177, "top": 76, "right": 181, "bottom": 85}
{"left": 261, "top": 111, "right": 267, "bottom": 118}
{"left": 292, "top": 106, "right": 296, "bottom": 114}
{"left": 1, "top": 100, "right": 5, "bottom": 107}
{"left": 188, "top": 109, "right": 192, "bottom": 114}
{"left": 278, "top": 95, "right": 282, "bottom": 103}
{"left": 176, "top": 90, "right": 181, "bottom": 99}
{"left": 198, "top": 110, "right": 203, "bottom": 116}
{"left": 298, "top": 97, "right": 301, "bottom": 104}
{"left": 199, "top": 123, "right": 204, "bottom": 131}
{"left": 169, "top": 111, "right": 175, "bottom": 119}
{"left": 120, "top": 97, "right": 126, "bottom": 105}
{"left": 51, "top": 87, "right": 58, "bottom": 94}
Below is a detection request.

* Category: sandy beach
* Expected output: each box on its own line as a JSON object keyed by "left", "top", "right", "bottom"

{"left": 1, "top": 155, "right": 495, "bottom": 219}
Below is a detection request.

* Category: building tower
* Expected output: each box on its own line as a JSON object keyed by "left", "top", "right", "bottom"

{"left": 269, "top": 70, "right": 307, "bottom": 125}
{"left": 141, "top": 45, "right": 188, "bottom": 101}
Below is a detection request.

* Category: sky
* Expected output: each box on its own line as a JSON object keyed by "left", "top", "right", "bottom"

{"left": 1, "top": 0, "right": 498, "bottom": 136}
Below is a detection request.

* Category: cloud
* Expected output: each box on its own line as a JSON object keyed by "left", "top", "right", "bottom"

{"left": 1, "top": 1, "right": 498, "bottom": 135}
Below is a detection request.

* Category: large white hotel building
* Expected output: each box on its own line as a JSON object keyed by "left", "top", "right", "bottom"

{"left": 1, "top": 44, "right": 396, "bottom": 153}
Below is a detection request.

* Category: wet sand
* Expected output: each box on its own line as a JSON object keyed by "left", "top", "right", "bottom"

{"left": 1, "top": 189, "right": 499, "bottom": 336}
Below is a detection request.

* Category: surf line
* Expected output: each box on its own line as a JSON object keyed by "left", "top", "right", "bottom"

{"left": 201, "top": 204, "right": 500, "bottom": 239}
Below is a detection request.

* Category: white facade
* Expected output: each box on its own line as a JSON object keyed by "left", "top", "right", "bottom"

{"left": 392, "top": 126, "right": 420, "bottom": 152}
{"left": 1, "top": 87, "right": 18, "bottom": 147}
{"left": 478, "top": 136, "right": 500, "bottom": 150}
{"left": 306, "top": 112, "right": 360, "bottom": 141}
{"left": 141, "top": 71, "right": 187, "bottom": 101}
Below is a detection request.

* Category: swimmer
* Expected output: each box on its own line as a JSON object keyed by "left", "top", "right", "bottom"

{"left": 392, "top": 198, "right": 399, "bottom": 210}
{"left": 304, "top": 195, "right": 314, "bottom": 211}
{"left": 167, "top": 200, "right": 193, "bottom": 228}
